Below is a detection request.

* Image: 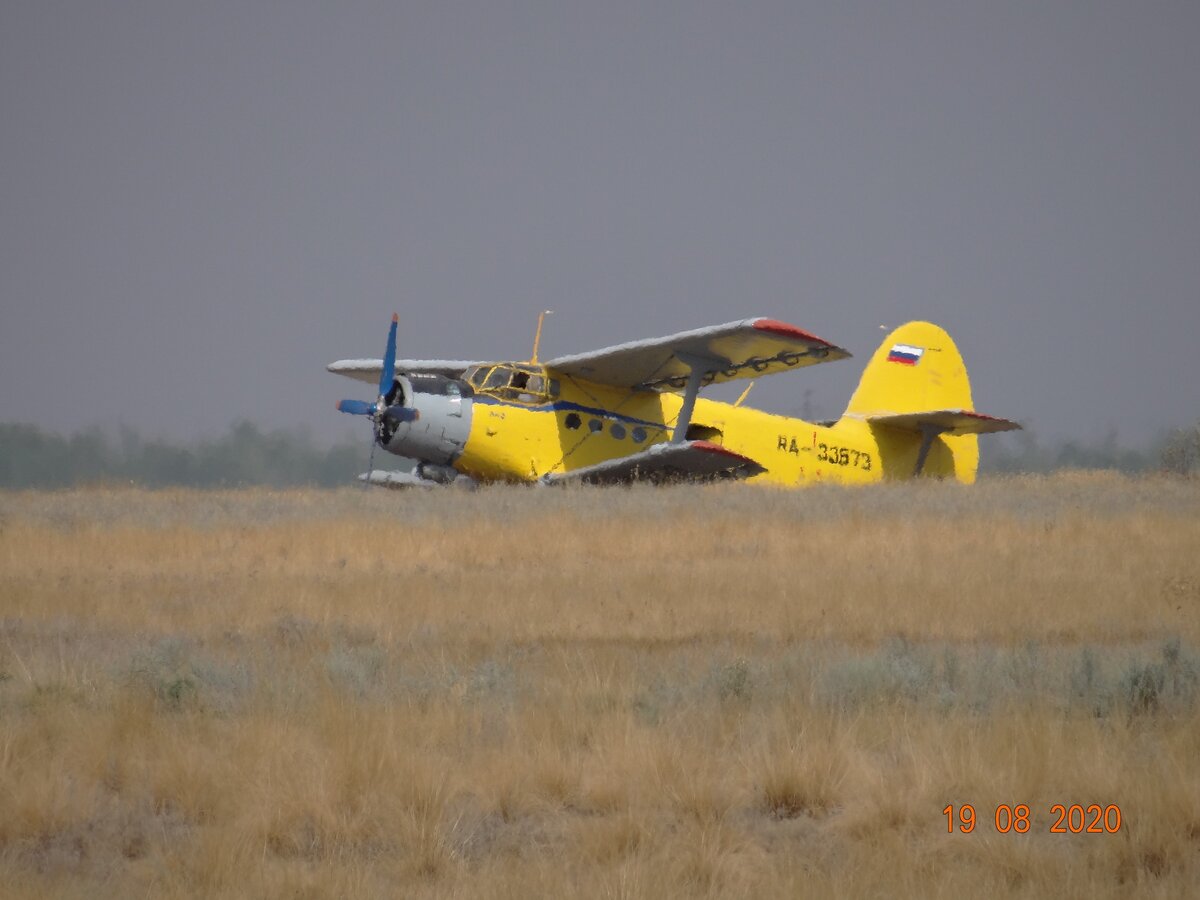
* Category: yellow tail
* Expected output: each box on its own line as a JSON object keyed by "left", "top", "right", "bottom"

{"left": 843, "top": 322, "right": 981, "bottom": 482}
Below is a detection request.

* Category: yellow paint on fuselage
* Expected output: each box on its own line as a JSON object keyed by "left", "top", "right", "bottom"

{"left": 454, "top": 375, "right": 669, "bottom": 483}
{"left": 452, "top": 374, "right": 976, "bottom": 487}
{"left": 452, "top": 322, "right": 984, "bottom": 487}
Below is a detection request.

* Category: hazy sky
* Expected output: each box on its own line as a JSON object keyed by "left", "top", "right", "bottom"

{"left": 3, "top": 1, "right": 1198, "bottom": 446}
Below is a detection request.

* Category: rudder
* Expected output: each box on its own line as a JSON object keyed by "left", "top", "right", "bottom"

{"left": 843, "top": 322, "right": 981, "bottom": 482}
{"left": 844, "top": 322, "right": 975, "bottom": 417}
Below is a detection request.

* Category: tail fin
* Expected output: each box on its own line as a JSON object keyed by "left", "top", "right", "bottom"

{"left": 843, "top": 322, "right": 1018, "bottom": 482}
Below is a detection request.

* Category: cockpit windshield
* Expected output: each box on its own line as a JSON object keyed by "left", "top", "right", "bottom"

{"left": 464, "top": 364, "right": 559, "bottom": 404}
{"left": 483, "top": 367, "right": 510, "bottom": 390}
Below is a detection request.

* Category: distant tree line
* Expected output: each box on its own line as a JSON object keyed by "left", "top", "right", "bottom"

{"left": 982, "top": 424, "right": 1200, "bottom": 476}
{"left": 1, "top": 420, "right": 1196, "bottom": 488}
{"left": 0, "top": 422, "right": 375, "bottom": 488}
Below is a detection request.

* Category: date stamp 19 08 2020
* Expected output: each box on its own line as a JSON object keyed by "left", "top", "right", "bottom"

{"left": 944, "top": 804, "right": 1123, "bottom": 834}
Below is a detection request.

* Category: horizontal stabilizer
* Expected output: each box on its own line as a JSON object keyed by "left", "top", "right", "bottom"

{"left": 865, "top": 409, "right": 1021, "bottom": 435}
{"left": 545, "top": 318, "right": 849, "bottom": 391}
{"left": 358, "top": 470, "right": 440, "bottom": 489}
{"left": 543, "top": 440, "right": 766, "bottom": 486}
{"left": 328, "top": 359, "right": 484, "bottom": 385}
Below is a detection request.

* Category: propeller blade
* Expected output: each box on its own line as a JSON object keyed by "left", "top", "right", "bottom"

{"left": 382, "top": 406, "right": 419, "bottom": 425}
{"left": 337, "top": 399, "right": 376, "bottom": 416}
{"left": 379, "top": 313, "right": 399, "bottom": 397}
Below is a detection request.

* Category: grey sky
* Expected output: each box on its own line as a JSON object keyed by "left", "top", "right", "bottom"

{"left": 3, "top": 1, "right": 1197, "bottom": 447}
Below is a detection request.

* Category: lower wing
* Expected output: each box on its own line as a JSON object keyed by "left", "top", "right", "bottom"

{"left": 359, "top": 470, "right": 440, "bottom": 489}
{"left": 543, "top": 440, "right": 766, "bottom": 486}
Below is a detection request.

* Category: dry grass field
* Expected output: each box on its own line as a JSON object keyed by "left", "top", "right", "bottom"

{"left": 1, "top": 473, "right": 1199, "bottom": 898}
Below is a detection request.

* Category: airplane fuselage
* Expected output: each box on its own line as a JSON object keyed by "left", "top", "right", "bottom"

{"left": 383, "top": 363, "right": 977, "bottom": 486}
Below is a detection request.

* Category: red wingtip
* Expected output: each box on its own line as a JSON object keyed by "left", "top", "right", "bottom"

{"left": 391, "top": 313, "right": 399, "bottom": 323}
{"left": 691, "top": 440, "right": 750, "bottom": 460}
{"left": 752, "top": 318, "right": 832, "bottom": 347}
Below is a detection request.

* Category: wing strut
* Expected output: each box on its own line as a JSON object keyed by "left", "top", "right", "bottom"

{"left": 913, "top": 424, "right": 945, "bottom": 477}
{"left": 671, "top": 351, "right": 725, "bottom": 443}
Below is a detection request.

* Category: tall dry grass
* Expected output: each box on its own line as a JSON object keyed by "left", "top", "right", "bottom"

{"left": 1, "top": 473, "right": 1198, "bottom": 897}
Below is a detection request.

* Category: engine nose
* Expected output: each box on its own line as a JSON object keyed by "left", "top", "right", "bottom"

{"left": 378, "top": 374, "right": 473, "bottom": 466}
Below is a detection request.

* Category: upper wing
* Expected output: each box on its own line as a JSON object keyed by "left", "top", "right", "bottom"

{"left": 543, "top": 318, "right": 849, "bottom": 391}
{"left": 866, "top": 410, "right": 1021, "bottom": 435}
{"left": 326, "top": 358, "right": 485, "bottom": 386}
{"left": 543, "top": 440, "right": 766, "bottom": 486}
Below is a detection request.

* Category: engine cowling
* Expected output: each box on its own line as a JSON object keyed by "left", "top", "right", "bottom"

{"left": 378, "top": 374, "right": 473, "bottom": 467}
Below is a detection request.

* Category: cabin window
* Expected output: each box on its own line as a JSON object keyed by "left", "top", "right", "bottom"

{"left": 468, "top": 364, "right": 559, "bottom": 403}
{"left": 632, "top": 426, "right": 647, "bottom": 443}
{"left": 611, "top": 423, "right": 626, "bottom": 440}
{"left": 565, "top": 412, "right": 581, "bottom": 429}
{"left": 484, "top": 367, "right": 509, "bottom": 390}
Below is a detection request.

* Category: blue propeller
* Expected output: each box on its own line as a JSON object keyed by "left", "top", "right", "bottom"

{"left": 379, "top": 313, "right": 398, "bottom": 400}
{"left": 337, "top": 313, "right": 420, "bottom": 486}
{"left": 337, "top": 313, "right": 402, "bottom": 421}
{"left": 336, "top": 399, "right": 376, "bottom": 416}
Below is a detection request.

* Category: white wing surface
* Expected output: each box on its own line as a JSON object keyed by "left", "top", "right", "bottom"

{"left": 327, "top": 359, "right": 485, "bottom": 386}
{"left": 358, "top": 470, "right": 440, "bottom": 489}
{"left": 543, "top": 440, "right": 766, "bottom": 485}
{"left": 543, "top": 318, "right": 849, "bottom": 391}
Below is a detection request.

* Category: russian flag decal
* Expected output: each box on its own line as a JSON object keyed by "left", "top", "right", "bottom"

{"left": 887, "top": 343, "right": 924, "bottom": 365}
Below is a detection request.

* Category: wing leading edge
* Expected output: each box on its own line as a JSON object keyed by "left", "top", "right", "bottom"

{"left": 327, "top": 359, "right": 485, "bottom": 385}
{"left": 544, "top": 318, "right": 849, "bottom": 392}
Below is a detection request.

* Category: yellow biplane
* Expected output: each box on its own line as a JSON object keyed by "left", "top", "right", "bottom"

{"left": 329, "top": 315, "right": 1018, "bottom": 488}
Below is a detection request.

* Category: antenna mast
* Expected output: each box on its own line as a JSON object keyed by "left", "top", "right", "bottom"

{"left": 530, "top": 309, "right": 554, "bottom": 364}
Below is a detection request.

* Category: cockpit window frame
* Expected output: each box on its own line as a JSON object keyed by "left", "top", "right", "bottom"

{"left": 483, "top": 367, "right": 510, "bottom": 390}
{"left": 464, "top": 364, "right": 559, "bottom": 405}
